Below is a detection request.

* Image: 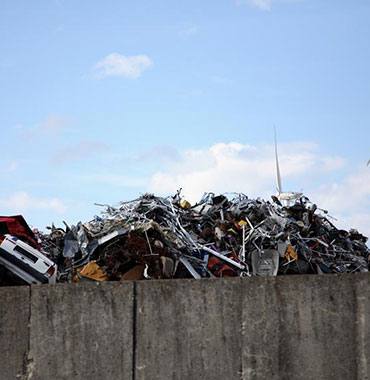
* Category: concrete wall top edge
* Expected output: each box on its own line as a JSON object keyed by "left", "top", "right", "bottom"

{"left": 0, "top": 272, "right": 368, "bottom": 292}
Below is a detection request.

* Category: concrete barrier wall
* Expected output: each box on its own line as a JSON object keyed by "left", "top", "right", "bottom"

{"left": 0, "top": 287, "right": 30, "bottom": 380}
{"left": 0, "top": 274, "right": 369, "bottom": 380}
{"left": 29, "top": 283, "right": 133, "bottom": 380}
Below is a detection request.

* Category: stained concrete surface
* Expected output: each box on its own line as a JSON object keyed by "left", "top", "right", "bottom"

{"left": 136, "top": 279, "right": 243, "bottom": 380}
{"left": 29, "top": 282, "right": 133, "bottom": 380}
{"left": 0, "top": 274, "right": 369, "bottom": 380}
{"left": 0, "top": 286, "right": 30, "bottom": 380}
{"left": 240, "top": 274, "right": 368, "bottom": 380}
{"left": 135, "top": 274, "right": 370, "bottom": 380}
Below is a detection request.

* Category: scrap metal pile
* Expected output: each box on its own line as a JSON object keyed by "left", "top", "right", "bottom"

{"left": 0, "top": 191, "right": 368, "bottom": 285}
{"left": 35, "top": 191, "right": 369, "bottom": 283}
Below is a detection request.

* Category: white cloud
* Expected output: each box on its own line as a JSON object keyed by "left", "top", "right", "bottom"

{"left": 93, "top": 53, "right": 153, "bottom": 79}
{"left": 134, "top": 145, "right": 181, "bottom": 162}
{"left": 312, "top": 168, "right": 370, "bottom": 237}
{"left": 85, "top": 174, "right": 147, "bottom": 188}
{"left": 1, "top": 161, "right": 19, "bottom": 174}
{"left": 51, "top": 140, "right": 109, "bottom": 164}
{"left": 148, "top": 142, "right": 345, "bottom": 201}
{"left": 319, "top": 156, "right": 347, "bottom": 172}
{"left": 148, "top": 141, "right": 369, "bottom": 237}
{"left": 39, "top": 115, "right": 68, "bottom": 135}
{"left": 18, "top": 115, "right": 69, "bottom": 140}
{"left": 0, "top": 192, "right": 67, "bottom": 214}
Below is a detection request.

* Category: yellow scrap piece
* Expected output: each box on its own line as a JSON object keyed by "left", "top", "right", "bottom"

{"left": 285, "top": 245, "right": 298, "bottom": 262}
{"left": 238, "top": 220, "right": 248, "bottom": 227}
{"left": 180, "top": 199, "right": 191, "bottom": 209}
{"left": 79, "top": 261, "right": 109, "bottom": 282}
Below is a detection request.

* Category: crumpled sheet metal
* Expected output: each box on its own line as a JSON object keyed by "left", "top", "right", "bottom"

{"left": 37, "top": 191, "right": 369, "bottom": 282}
{"left": 78, "top": 261, "right": 108, "bottom": 282}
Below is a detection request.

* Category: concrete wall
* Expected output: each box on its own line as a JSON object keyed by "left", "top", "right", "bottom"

{"left": 0, "top": 273, "right": 369, "bottom": 380}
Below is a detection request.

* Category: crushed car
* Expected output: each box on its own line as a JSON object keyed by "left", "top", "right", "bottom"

{"left": 0, "top": 235, "right": 57, "bottom": 284}
{"left": 0, "top": 216, "right": 57, "bottom": 285}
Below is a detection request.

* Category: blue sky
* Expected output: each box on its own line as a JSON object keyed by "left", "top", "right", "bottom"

{"left": 0, "top": 0, "right": 369, "bottom": 235}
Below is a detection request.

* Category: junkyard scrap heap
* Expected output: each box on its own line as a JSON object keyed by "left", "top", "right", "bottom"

{"left": 0, "top": 191, "right": 369, "bottom": 285}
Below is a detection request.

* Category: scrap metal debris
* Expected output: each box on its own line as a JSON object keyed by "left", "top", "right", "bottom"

{"left": 0, "top": 191, "right": 369, "bottom": 285}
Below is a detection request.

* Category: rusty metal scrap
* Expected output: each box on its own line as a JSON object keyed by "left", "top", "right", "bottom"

{"left": 1, "top": 191, "right": 368, "bottom": 286}
{"left": 31, "top": 191, "right": 369, "bottom": 283}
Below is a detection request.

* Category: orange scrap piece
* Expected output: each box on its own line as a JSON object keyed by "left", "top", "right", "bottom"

{"left": 79, "top": 261, "right": 109, "bottom": 282}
